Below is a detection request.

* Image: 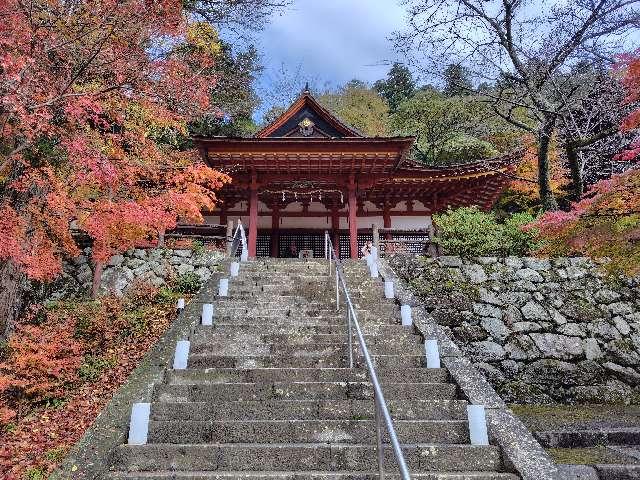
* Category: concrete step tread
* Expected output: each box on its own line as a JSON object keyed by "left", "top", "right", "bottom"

{"left": 150, "top": 399, "right": 470, "bottom": 421}
{"left": 113, "top": 443, "right": 504, "bottom": 472}
{"left": 146, "top": 419, "right": 470, "bottom": 444}
{"left": 106, "top": 471, "right": 520, "bottom": 479}
{"left": 155, "top": 382, "right": 457, "bottom": 402}
{"left": 165, "top": 368, "right": 448, "bottom": 384}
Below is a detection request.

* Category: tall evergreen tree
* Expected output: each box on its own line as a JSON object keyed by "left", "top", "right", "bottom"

{"left": 443, "top": 64, "right": 473, "bottom": 96}
{"left": 374, "top": 63, "right": 416, "bottom": 112}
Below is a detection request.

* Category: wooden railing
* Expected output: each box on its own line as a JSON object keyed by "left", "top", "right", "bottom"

{"left": 372, "top": 224, "right": 440, "bottom": 257}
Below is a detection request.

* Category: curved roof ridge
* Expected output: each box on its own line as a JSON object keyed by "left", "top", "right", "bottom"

{"left": 398, "top": 147, "right": 525, "bottom": 172}
{"left": 255, "top": 90, "right": 363, "bottom": 138}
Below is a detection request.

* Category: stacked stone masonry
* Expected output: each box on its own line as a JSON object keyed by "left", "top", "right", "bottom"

{"left": 56, "top": 247, "right": 224, "bottom": 298}
{"left": 388, "top": 255, "right": 640, "bottom": 404}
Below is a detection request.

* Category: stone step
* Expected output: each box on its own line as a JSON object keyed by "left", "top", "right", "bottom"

{"left": 165, "top": 368, "right": 449, "bottom": 385}
{"left": 106, "top": 472, "right": 521, "bottom": 480}
{"left": 202, "top": 314, "right": 401, "bottom": 325}
{"left": 146, "top": 419, "right": 469, "bottom": 444}
{"left": 113, "top": 443, "right": 504, "bottom": 472}
{"left": 186, "top": 353, "right": 426, "bottom": 369}
{"left": 153, "top": 382, "right": 457, "bottom": 402}
{"left": 205, "top": 324, "right": 413, "bottom": 336}
{"left": 210, "top": 305, "right": 399, "bottom": 317}
{"left": 188, "top": 342, "right": 424, "bottom": 357}
{"left": 189, "top": 332, "right": 422, "bottom": 346}
{"left": 150, "top": 399, "right": 470, "bottom": 422}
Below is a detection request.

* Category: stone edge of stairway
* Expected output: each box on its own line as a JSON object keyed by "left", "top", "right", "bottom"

{"left": 376, "top": 257, "right": 561, "bottom": 480}
{"left": 50, "top": 260, "right": 234, "bottom": 480}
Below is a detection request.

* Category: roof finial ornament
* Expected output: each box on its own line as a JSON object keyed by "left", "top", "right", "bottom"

{"left": 303, "top": 82, "right": 310, "bottom": 94}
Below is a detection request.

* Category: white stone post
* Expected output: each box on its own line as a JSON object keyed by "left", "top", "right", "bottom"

{"left": 176, "top": 298, "right": 185, "bottom": 312}
{"left": 128, "top": 402, "right": 151, "bottom": 445}
{"left": 202, "top": 303, "right": 214, "bottom": 326}
{"left": 467, "top": 405, "right": 489, "bottom": 446}
{"left": 384, "top": 281, "right": 394, "bottom": 299}
{"left": 173, "top": 340, "right": 190, "bottom": 370}
{"left": 219, "top": 278, "right": 229, "bottom": 297}
{"left": 230, "top": 261, "right": 240, "bottom": 277}
{"left": 400, "top": 305, "right": 412, "bottom": 326}
{"left": 424, "top": 339, "right": 441, "bottom": 369}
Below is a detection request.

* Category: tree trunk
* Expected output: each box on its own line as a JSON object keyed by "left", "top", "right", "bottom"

{"left": 0, "top": 260, "right": 28, "bottom": 341}
{"left": 566, "top": 143, "right": 584, "bottom": 199}
{"left": 537, "top": 121, "right": 559, "bottom": 211}
{"left": 91, "top": 260, "right": 104, "bottom": 299}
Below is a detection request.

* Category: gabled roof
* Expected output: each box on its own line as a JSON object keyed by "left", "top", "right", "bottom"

{"left": 256, "top": 90, "right": 363, "bottom": 138}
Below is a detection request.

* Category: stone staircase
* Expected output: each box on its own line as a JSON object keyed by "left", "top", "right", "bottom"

{"left": 106, "top": 258, "right": 520, "bottom": 479}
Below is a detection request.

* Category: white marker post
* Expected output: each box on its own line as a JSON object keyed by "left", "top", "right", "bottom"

{"left": 176, "top": 298, "right": 185, "bottom": 312}
{"left": 230, "top": 261, "right": 240, "bottom": 277}
{"left": 219, "top": 278, "right": 229, "bottom": 297}
{"left": 400, "top": 305, "right": 412, "bottom": 327}
{"left": 202, "top": 303, "right": 214, "bottom": 326}
{"left": 173, "top": 340, "right": 190, "bottom": 370}
{"left": 128, "top": 402, "right": 151, "bottom": 445}
{"left": 370, "top": 262, "right": 379, "bottom": 278}
{"left": 424, "top": 339, "right": 441, "bottom": 369}
{"left": 384, "top": 281, "right": 394, "bottom": 299}
{"left": 467, "top": 405, "right": 489, "bottom": 446}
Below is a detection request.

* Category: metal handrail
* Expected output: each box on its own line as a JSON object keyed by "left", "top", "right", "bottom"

{"left": 229, "top": 220, "right": 248, "bottom": 258}
{"left": 324, "top": 231, "right": 411, "bottom": 480}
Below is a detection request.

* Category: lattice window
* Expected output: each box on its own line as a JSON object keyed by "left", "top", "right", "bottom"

{"left": 338, "top": 234, "right": 350, "bottom": 260}
{"left": 278, "top": 232, "right": 326, "bottom": 258}
{"left": 256, "top": 234, "right": 271, "bottom": 257}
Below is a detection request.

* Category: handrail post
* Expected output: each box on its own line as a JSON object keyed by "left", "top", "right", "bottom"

{"left": 226, "top": 219, "right": 234, "bottom": 255}
{"left": 373, "top": 223, "right": 380, "bottom": 252}
{"left": 375, "top": 393, "right": 385, "bottom": 480}
{"left": 347, "top": 307, "right": 353, "bottom": 369}
{"left": 335, "top": 267, "right": 339, "bottom": 311}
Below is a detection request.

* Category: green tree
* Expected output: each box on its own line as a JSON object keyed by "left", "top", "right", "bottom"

{"left": 319, "top": 80, "right": 390, "bottom": 137}
{"left": 391, "top": 91, "right": 498, "bottom": 164}
{"left": 373, "top": 63, "right": 416, "bottom": 112}
{"left": 443, "top": 64, "right": 473, "bottom": 97}
{"left": 190, "top": 42, "right": 261, "bottom": 137}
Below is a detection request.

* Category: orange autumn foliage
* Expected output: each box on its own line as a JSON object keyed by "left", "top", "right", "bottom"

{"left": 508, "top": 135, "right": 571, "bottom": 200}
{"left": 0, "top": 1, "right": 229, "bottom": 281}
{"left": 0, "top": 284, "right": 181, "bottom": 478}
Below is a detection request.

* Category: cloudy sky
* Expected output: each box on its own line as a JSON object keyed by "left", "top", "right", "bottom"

{"left": 249, "top": 0, "right": 409, "bottom": 119}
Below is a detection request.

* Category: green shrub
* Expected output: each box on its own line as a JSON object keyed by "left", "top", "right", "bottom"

{"left": 174, "top": 272, "right": 202, "bottom": 294}
{"left": 433, "top": 206, "right": 538, "bottom": 257}
{"left": 156, "top": 287, "right": 180, "bottom": 304}
{"left": 78, "top": 355, "right": 116, "bottom": 382}
{"left": 191, "top": 240, "right": 205, "bottom": 256}
{"left": 25, "top": 467, "right": 46, "bottom": 480}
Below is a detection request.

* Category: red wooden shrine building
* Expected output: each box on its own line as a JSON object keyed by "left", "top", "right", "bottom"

{"left": 193, "top": 89, "right": 521, "bottom": 259}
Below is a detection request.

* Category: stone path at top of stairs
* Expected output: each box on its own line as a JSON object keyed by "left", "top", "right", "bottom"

{"left": 107, "top": 258, "right": 520, "bottom": 480}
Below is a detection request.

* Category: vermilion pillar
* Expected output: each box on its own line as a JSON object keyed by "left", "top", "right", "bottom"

{"left": 248, "top": 173, "right": 258, "bottom": 257}
{"left": 383, "top": 207, "right": 391, "bottom": 229}
{"left": 331, "top": 207, "right": 340, "bottom": 257}
{"left": 270, "top": 205, "right": 280, "bottom": 258}
{"left": 348, "top": 177, "right": 358, "bottom": 259}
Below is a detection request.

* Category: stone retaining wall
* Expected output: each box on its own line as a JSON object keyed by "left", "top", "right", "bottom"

{"left": 54, "top": 247, "right": 224, "bottom": 298}
{"left": 388, "top": 255, "right": 640, "bottom": 404}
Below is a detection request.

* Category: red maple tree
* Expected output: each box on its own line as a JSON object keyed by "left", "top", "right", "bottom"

{"left": 0, "top": 1, "right": 229, "bottom": 306}
{"left": 528, "top": 51, "right": 640, "bottom": 274}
